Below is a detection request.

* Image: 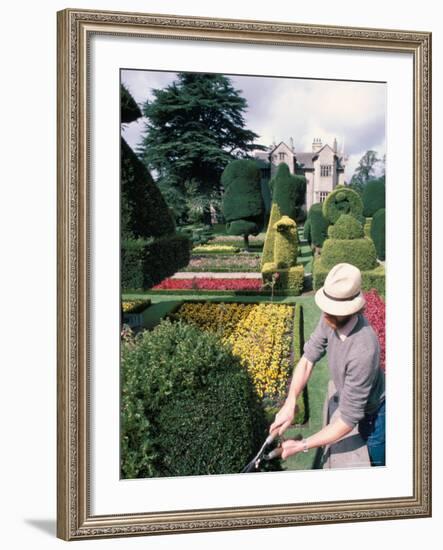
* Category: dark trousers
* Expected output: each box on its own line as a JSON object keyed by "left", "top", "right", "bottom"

{"left": 358, "top": 400, "right": 386, "bottom": 466}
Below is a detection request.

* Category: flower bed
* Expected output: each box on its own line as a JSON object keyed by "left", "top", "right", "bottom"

{"left": 192, "top": 244, "right": 240, "bottom": 254}
{"left": 182, "top": 254, "right": 261, "bottom": 272}
{"left": 169, "top": 302, "right": 294, "bottom": 400}
{"left": 122, "top": 299, "right": 151, "bottom": 314}
{"left": 363, "top": 289, "right": 386, "bottom": 371}
{"left": 152, "top": 277, "right": 262, "bottom": 291}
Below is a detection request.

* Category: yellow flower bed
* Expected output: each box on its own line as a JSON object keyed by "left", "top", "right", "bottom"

{"left": 192, "top": 244, "right": 240, "bottom": 253}
{"left": 122, "top": 300, "right": 150, "bottom": 314}
{"left": 172, "top": 302, "right": 293, "bottom": 399}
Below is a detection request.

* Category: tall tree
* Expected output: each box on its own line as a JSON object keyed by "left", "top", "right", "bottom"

{"left": 137, "top": 73, "right": 265, "bottom": 201}
{"left": 349, "top": 150, "right": 381, "bottom": 191}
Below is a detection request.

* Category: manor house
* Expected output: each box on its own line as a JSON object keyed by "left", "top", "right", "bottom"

{"left": 254, "top": 137, "right": 347, "bottom": 212}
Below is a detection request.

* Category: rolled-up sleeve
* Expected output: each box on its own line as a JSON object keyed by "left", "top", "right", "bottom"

{"left": 303, "top": 315, "right": 328, "bottom": 365}
{"left": 338, "top": 349, "right": 379, "bottom": 428}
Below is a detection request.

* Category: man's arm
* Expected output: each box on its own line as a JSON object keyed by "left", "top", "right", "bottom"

{"left": 280, "top": 417, "right": 353, "bottom": 459}
{"left": 269, "top": 355, "right": 314, "bottom": 436}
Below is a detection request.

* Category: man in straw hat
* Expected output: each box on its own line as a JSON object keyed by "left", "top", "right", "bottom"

{"left": 270, "top": 262, "right": 386, "bottom": 466}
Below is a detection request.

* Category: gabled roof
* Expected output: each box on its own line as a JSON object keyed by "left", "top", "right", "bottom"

{"left": 294, "top": 152, "right": 314, "bottom": 169}
{"left": 269, "top": 141, "right": 294, "bottom": 155}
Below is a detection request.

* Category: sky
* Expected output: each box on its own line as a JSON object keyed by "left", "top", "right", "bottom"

{"left": 121, "top": 69, "right": 386, "bottom": 182}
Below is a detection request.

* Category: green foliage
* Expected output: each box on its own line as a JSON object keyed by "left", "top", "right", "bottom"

{"left": 273, "top": 216, "right": 298, "bottom": 268}
{"left": 261, "top": 164, "right": 304, "bottom": 268}
{"left": 362, "top": 177, "right": 386, "bottom": 217}
{"left": 138, "top": 73, "right": 264, "bottom": 197}
{"left": 371, "top": 208, "right": 386, "bottom": 261}
{"left": 121, "top": 83, "right": 142, "bottom": 123}
{"left": 120, "top": 318, "right": 268, "bottom": 478}
{"left": 292, "top": 303, "right": 307, "bottom": 424}
{"left": 327, "top": 214, "right": 365, "bottom": 240}
{"left": 121, "top": 235, "right": 191, "bottom": 290}
{"left": 364, "top": 218, "right": 372, "bottom": 237}
{"left": 121, "top": 138, "right": 175, "bottom": 239}
{"left": 313, "top": 257, "right": 385, "bottom": 296}
{"left": 305, "top": 203, "right": 330, "bottom": 247}
{"left": 350, "top": 150, "right": 381, "bottom": 187}
{"left": 303, "top": 217, "right": 311, "bottom": 244}
{"left": 321, "top": 238, "right": 378, "bottom": 271}
{"left": 322, "top": 186, "right": 364, "bottom": 224}
{"left": 262, "top": 264, "right": 304, "bottom": 295}
{"left": 270, "top": 164, "right": 301, "bottom": 220}
{"left": 221, "top": 159, "right": 264, "bottom": 240}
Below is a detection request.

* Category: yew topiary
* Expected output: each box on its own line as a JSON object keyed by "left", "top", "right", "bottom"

{"left": 322, "top": 186, "right": 364, "bottom": 224}
{"left": 371, "top": 207, "right": 386, "bottom": 261}
{"left": 328, "top": 214, "right": 365, "bottom": 240}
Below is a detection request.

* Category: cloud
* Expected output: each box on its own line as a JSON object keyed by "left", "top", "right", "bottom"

{"left": 121, "top": 70, "right": 386, "bottom": 180}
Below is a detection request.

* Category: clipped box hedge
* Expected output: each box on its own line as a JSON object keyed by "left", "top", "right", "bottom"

{"left": 262, "top": 263, "right": 304, "bottom": 295}
{"left": 121, "top": 234, "right": 191, "bottom": 291}
{"left": 313, "top": 257, "right": 385, "bottom": 296}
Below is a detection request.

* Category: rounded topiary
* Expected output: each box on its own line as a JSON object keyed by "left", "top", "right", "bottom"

{"left": 322, "top": 186, "right": 364, "bottom": 224}
{"left": 120, "top": 318, "right": 268, "bottom": 478}
{"left": 371, "top": 207, "right": 386, "bottom": 261}
{"left": 270, "top": 163, "right": 300, "bottom": 220}
{"left": 363, "top": 178, "right": 386, "bottom": 217}
{"left": 321, "top": 238, "right": 378, "bottom": 271}
{"left": 328, "top": 214, "right": 365, "bottom": 240}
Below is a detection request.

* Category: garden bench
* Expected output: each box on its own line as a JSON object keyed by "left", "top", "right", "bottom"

{"left": 320, "top": 380, "right": 371, "bottom": 469}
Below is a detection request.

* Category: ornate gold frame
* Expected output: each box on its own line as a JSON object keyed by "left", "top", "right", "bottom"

{"left": 57, "top": 8, "right": 432, "bottom": 541}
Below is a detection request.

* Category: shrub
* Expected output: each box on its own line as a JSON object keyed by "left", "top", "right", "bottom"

{"left": 221, "top": 159, "right": 264, "bottom": 244}
{"left": 371, "top": 208, "right": 386, "bottom": 261}
{"left": 322, "top": 186, "right": 364, "bottom": 224}
{"left": 273, "top": 215, "right": 298, "bottom": 268}
{"left": 313, "top": 257, "right": 385, "bottom": 295}
{"left": 270, "top": 163, "right": 303, "bottom": 220}
{"left": 121, "top": 235, "right": 191, "bottom": 290}
{"left": 121, "top": 138, "right": 176, "bottom": 239}
{"left": 120, "top": 318, "right": 269, "bottom": 478}
{"left": 362, "top": 177, "right": 385, "bottom": 217}
{"left": 306, "top": 203, "right": 330, "bottom": 248}
{"left": 121, "top": 83, "right": 142, "bottom": 123}
{"left": 321, "top": 238, "right": 378, "bottom": 271}
{"left": 327, "top": 214, "right": 365, "bottom": 240}
{"left": 303, "top": 217, "right": 311, "bottom": 243}
{"left": 262, "top": 264, "right": 304, "bottom": 295}
{"left": 364, "top": 217, "right": 372, "bottom": 237}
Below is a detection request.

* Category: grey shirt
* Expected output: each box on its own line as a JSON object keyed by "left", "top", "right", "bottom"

{"left": 303, "top": 312, "right": 385, "bottom": 428}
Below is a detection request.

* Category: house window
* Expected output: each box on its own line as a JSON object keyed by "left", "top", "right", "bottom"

{"left": 279, "top": 152, "right": 286, "bottom": 160}
{"left": 320, "top": 165, "right": 332, "bottom": 177}
{"left": 319, "top": 191, "right": 329, "bottom": 203}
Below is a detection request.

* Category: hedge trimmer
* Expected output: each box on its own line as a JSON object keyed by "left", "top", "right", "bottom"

{"left": 241, "top": 429, "right": 304, "bottom": 473}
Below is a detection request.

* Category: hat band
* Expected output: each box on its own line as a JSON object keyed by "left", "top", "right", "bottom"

{"left": 323, "top": 289, "right": 361, "bottom": 302}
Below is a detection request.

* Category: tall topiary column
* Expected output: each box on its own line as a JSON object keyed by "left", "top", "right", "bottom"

{"left": 261, "top": 164, "right": 304, "bottom": 295}
{"left": 304, "top": 202, "right": 330, "bottom": 249}
{"left": 221, "top": 159, "right": 265, "bottom": 250}
{"left": 371, "top": 207, "right": 386, "bottom": 261}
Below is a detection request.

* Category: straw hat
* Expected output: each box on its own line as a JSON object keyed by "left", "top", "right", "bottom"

{"left": 315, "top": 263, "right": 366, "bottom": 316}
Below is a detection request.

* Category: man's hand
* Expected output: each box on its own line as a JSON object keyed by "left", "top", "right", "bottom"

{"left": 281, "top": 439, "right": 305, "bottom": 460}
{"left": 269, "top": 399, "right": 299, "bottom": 437}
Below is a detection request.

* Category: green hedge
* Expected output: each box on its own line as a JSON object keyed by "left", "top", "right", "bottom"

{"left": 327, "top": 214, "right": 364, "bottom": 240}
{"left": 371, "top": 208, "right": 386, "bottom": 261}
{"left": 292, "top": 303, "right": 307, "bottom": 425}
{"left": 305, "top": 203, "right": 330, "bottom": 247}
{"left": 322, "top": 186, "right": 364, "bottom": 224}
{"left": 321, "top": 237, "right": 378, "bottom": 271}
{"left": 262, "top": 264, "right": 304, "bottom": 295}
{"left": 121, "top": 318, "right": 270, "bottom": 478}
{"left": 362, "top": 177, "right": 385, "bottom": 217}
{"left": 313, "top": 257, "right": 385, "bottom": 296}
{"left": 121, "top": 235, "right": 191, "bottom": 290}
{"left": 121, "top": 138, "right": 175, "bottom": 239}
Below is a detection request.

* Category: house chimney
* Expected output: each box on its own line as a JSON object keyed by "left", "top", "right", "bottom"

{"left": 289, "top": 136, "right": 295, "bottom": 151}
{"left": 333, "top": 137, "right": 338, "bottom": 153}
{"left": 312, "top": 137, "right": 322, "bottom": 153}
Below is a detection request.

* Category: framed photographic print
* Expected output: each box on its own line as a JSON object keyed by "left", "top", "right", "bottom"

{"left": 57, "top": 8, "right": 432, "bottom": 541}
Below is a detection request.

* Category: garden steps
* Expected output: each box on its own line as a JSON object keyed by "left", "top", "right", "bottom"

{"left": 320, "top": 380, "right": 371, "bottom": 469}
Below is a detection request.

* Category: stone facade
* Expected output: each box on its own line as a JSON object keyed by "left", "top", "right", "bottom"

{"left": 254, "top": 138, "right": 347, "bottom": 212}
